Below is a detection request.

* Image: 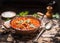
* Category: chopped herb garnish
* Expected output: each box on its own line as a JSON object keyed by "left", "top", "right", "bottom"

{"left": 5, "top": 18, "right": 10, "bottom": 21}
{"left": 53, "top": 13, "right": 60, "bottom": 19}
{"left": 33, "top": 13, "right": 41, "bottom": 18}
{"left": 18, "top": 20, "right": 24, "bottom": 24}
{"left": 26, "top": 19, "right": 30, "bottom": 23}
{"left": 30, "top": 24, "right": 35, "bottom": 28}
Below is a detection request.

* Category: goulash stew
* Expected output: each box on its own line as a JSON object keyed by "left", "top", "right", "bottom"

{"left": 10, "top": 17, "right": 41, "bottom": 31}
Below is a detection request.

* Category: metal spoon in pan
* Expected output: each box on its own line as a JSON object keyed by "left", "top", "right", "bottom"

{"left": 33, "top": 21, "right": 53, "bottom": 43}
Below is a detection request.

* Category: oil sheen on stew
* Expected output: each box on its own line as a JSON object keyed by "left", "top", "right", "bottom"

{"left": 10, "top": 17, "right": 40, "bottom": 30}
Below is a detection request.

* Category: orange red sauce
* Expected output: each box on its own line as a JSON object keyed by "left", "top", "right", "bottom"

{"left": 10, "top": 17, "right": 40, "bottom": 30}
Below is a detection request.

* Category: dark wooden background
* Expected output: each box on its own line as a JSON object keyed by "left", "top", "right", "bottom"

{"left": 0, "top": 0, "right": 60, "bottom": 14}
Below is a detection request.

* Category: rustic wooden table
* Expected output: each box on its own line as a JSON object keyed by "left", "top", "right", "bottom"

{"left": 37, "top": 17, "right": 60, "bottom": 43}
{"left": 0, "top": 16, "right": 60, "bottom": 43}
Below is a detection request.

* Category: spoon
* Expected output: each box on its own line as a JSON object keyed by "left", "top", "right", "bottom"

{"left": 33, "top": 21, "right": 53, "bottom": 43}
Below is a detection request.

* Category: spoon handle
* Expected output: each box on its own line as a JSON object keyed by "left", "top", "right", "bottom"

{"left": 33, "top": 28, "right": 45, "bottom": 43}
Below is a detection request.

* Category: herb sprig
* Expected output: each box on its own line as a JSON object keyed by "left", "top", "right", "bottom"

{"left": 19, "top": 11, "right": 29, "bottom": 16}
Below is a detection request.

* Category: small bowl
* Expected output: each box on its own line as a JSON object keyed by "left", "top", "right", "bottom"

{"left": 1, "top": 11, "right": 16, "bottom": 18}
